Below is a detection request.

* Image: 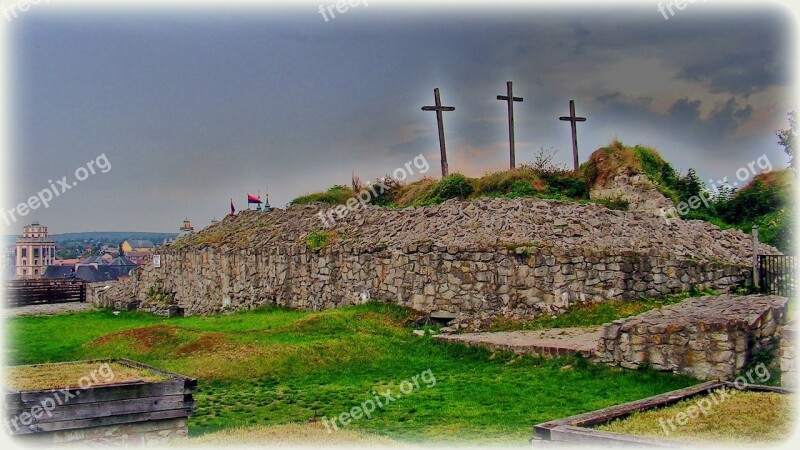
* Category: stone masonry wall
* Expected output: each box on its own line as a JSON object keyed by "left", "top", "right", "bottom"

{"left": 98, "top": 245, "right": 751, "bottom": 329}
{"left": 18, "top": 417, "right": 188, "bottom": 446}
{"left": 594, "top": 295, "right": 788, "bottom": 381}
{"left": 780, "top": 321, "right": 796, "bottom": 388}
{"left": 96, "top": 198, "right": 774, "bottom": 328}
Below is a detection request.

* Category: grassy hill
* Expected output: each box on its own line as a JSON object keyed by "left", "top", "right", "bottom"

{"left": 6, "top": 303, "right": 697, "bottom": 444}
{"left": 290, "top": 141, "right": 794, "bottom": 252}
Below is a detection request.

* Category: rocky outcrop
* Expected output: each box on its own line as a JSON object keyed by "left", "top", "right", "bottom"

{"left": 95, "top": 197, "right": 777, "bottom": 328}
{"left": 589, "top": 172, "right": 675, "bottom": 216}
{"left": 594, "top": 295, "right": 787, "bottom": 380}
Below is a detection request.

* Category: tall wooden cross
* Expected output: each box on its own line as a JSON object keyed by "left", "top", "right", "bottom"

{"left": 422, "top": 88, "right": 455, "bottom": 177}
{"left": 559, "top": 100, "right": 587, "bottom": 172}
{"left": 497, "top": 81, "right": 523, "bottom": 169}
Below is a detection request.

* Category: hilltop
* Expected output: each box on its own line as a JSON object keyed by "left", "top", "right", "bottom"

{"left": 286, "top": 141, "right": 794, "bottom": 252}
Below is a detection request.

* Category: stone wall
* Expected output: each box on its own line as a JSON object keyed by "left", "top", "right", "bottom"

{"left": 780, "top": 321, "right": 796, "bottom": 388}
{"left": 96, "top": 198, "right": 774, "bottom": 328}
{"left": 17, "top": 418, "right": 188, "bottom": 446}
{"left": 98, "top": 244, "right": 752, "bottom": 330}
{"left": 594, "top": 295, "right": 788, "bottom": 380}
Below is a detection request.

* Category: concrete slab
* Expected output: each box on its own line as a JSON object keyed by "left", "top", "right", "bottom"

{"left": 433, "top": 327, "right": 602, "bottom": 357}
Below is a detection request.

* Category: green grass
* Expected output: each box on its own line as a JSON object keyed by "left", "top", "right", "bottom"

{"left": 5, "top": 303, "right": 699, "bottom": 444}
{"left": 596, "top": 390, "right": 794, "bottom": 444}
{"left": 488, "top": 290, "right": 717, "bottom": 332}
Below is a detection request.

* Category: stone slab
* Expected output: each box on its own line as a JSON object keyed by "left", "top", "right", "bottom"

{"left": 433, "top": 327, "right": 601, "bottom": 357}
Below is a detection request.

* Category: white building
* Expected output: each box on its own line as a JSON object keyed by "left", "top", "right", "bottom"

{"left": 15, "top": 222, "right": 56, "bottom": 279}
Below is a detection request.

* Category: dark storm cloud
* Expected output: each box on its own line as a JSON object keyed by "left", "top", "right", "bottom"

{"left": 2, "top": 3, "right": 793, "bottom": 233}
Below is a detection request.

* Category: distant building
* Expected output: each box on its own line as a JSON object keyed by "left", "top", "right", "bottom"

{"left": 121, "top": 240, "right": 155, "bottom": 253}
{"left": 177, "top": 218, "right": 194, "bottom": 238}
{"left": 124, "top": 251, "right": 150, "bottom": 265}
{"left": 1, "top": 238, "right": 14, "bottom": 280}
{"left": 14, "top": 222, "right": 56, "bottom": 279}
{"left": 46, "top": 252, "right": 138, "bottom": 282}
{"left": 43, "top": 265, "right": 118, "bottom": 283}
{"left": 53, "top": 258, "right": 81, "bottom": 267}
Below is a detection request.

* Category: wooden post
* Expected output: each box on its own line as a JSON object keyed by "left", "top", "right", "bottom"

{"left": 559, "top": 100, "right": 587, "bottom": 172}
{"left": 752, "top": 225, "right": 760, "bottom": 290}
{"left": 422, "top": 88, "right": 455, "bottom": 177}
{"left": 497, "top": 81, "right": 523, "bottom": 169}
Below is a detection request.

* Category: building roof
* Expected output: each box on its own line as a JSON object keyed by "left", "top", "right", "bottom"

{"left": 44, "top": 265, "right": 121, "bottom": 282}
{"left": 108, "top": 255, "right": 138, "bottom": 267}
{"left": 79, "top": 256, "right": 107, "bottom": 265}
{"left": 127, "top": 240, "right": 155, "bottom": 249}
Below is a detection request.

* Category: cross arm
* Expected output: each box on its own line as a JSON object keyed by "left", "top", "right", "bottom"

{"left": 422, "top": 106, "right": 456, "bottom": 111}
{"left": 497, "top": 96, "right": 523, "bottom": 102}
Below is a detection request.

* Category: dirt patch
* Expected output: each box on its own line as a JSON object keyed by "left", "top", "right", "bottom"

{"left": 175, "top": 333, "right": 229, "bottom": 356}
{"left": 87, "top": 325, "right": 183, "bottom": 352}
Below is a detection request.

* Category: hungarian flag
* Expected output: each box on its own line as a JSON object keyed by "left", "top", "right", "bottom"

{"left": 248, "top": 194, "right": 263, "bottom": 204}
{"left": 230, "top": 198, "right": 236, "bottom": 216}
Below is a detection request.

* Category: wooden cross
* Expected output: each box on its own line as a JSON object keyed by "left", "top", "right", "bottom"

{"left": 422, "top": 88, "right": 455, "bottom": 177}
{"left": 559, "top": 100, "right": 587, "bottom": 172}
{"left": 497, "top": 81, "right": 523, "bottom": 169}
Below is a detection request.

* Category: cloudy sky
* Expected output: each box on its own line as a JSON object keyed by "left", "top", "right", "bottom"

{"left": 0, "top": 0, "right": 796, "bottom": 234}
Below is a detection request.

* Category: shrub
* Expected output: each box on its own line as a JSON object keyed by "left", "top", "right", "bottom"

{"left": 428, "top": 174, "right": 474, "bottom": 201}
{"left": 365, "top": 177, "right": 404, "bottom": 207}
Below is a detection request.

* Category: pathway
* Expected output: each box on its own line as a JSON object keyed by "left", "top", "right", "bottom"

{"left": 433, "top": 326, "right": 601, "bottom": 357}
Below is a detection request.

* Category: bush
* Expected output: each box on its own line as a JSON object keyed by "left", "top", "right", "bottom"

{"left": 365, "top": 177, "right": 403, "bottom": 207}
{"left": 541, "top": 172, "right": 589, "bottom": 199}
{"left": 428, "top": 174, "right": 474, "bottom": 201}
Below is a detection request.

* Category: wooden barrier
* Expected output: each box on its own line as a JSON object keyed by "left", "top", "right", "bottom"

{"left": 4, "top": 358, "right": 196, "bottom": 443}
{"left": 3, "top": 278, "right": 87, "bottom": 307}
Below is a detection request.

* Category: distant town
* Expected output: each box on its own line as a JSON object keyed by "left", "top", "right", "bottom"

{"left": 0, "top": 219, "right": 200, "bottom": 282}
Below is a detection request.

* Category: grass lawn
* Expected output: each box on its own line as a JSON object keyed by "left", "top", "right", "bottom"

{"left": 597, "top": 390, "right": 794, "bottom": 444}
{"left": 4, "top": 303, "right": 700, "bottom": 444}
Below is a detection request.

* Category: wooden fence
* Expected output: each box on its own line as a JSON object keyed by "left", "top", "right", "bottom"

{"left": 4, "top": 278, "right": 87, "bottom": 307}
{"left": 759, "top": 255, "right": 796, "bottom": 297}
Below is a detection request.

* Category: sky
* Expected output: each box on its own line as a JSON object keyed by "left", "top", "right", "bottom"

{"left": 0, "top": 0, "right": 796, "bottom": 234}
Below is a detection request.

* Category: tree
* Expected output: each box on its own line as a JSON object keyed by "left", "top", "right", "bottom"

{"left": 777, "top": 110, "right": 796, "bottom": 169}
{"left": 675, "top": 168, "right": 704, "bottom": 203}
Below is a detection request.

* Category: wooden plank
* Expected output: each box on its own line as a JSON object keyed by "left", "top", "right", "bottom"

{"left": 547, "top": 425, "right": 680, "bottom": 447}
{"left": 10, "top": 409, "right": 191, "bottom": 435}
{"left": 534, "top": 381, "right": 721, "bottom": 439}
{"left": 10, "top": 396, "right": 195, "bottom": 424}
{"left": 535, "top": 382, "right": 794, "bottom": 444}
{"left": 11, "top": 380, "right": 193, "bottom": 407}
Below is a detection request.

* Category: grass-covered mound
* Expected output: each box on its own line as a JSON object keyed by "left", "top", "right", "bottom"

{"left": 6, "top": 303, "right": 698, "bottom": 443}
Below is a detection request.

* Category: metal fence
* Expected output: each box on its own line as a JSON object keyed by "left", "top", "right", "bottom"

{"left": 759, "top": 255, "right": 796, "bottom": 297}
